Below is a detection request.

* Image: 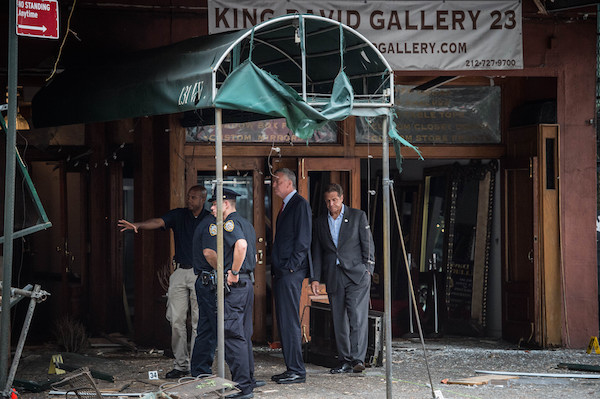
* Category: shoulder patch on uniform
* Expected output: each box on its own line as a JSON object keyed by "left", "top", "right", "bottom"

{"left": 224, "top": 220, "right": 235, "bottom": 232}
{"left": 209, "top": 223, "right": 217, "bottom": 236}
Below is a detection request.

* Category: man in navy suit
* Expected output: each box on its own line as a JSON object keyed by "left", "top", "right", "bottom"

{"left": 311, "top": 183, "right": 375, "bottom": 374}
{"left": 270, "top": 168, "right": 312, "bottom": 384}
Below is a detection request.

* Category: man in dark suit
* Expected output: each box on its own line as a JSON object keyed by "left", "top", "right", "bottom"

{"left": 311, "top": 183, "right": 375, "bottom": 374}
{"left": 270, "top": 168, "right": 312, "bottom": 384}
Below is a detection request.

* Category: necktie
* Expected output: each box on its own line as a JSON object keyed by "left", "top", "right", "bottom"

{"left": 276, "top": 203, "right": 284, "bottom": 226}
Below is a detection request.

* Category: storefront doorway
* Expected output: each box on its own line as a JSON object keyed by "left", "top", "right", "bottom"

{"left": 503, "top": 124, "right": 561, "bottom": 347}
{"left": 187, "top": 157, "right": 268, "bottom": 341}
{"left": 186, "top": 155, "right": 363, "bottom": 343}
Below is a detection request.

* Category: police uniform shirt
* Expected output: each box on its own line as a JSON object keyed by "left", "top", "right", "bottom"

{"left": 238, "top": 217, "right": 257, "bottom": 272}
{"left": 161, "top": 207, "right": 210, "bottom": 265}
{"left": 192, "top": 214, "right": 216, "bottom": 274}
{"left": 206, "top": 212, "right": 252, "bottom": 273}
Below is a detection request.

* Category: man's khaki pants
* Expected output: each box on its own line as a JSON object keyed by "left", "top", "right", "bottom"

{"left": 166, "top": 267, "right": 199, "bottom": 371}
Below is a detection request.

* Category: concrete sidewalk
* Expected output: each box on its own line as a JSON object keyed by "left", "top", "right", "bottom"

{"left": 251, "top": 338, "right": 600, "bottom": 399}
{"left": 13, "top": 337, "right": 600, "bottom": 399}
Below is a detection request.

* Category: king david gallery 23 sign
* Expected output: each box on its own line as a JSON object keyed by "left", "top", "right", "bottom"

{"left": 207, "top": 0, "right": 522, "bottom": 71}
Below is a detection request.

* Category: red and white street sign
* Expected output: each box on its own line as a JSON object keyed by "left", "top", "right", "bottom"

{"left": 17, "top": 0, "right": 59, "bottom": 39}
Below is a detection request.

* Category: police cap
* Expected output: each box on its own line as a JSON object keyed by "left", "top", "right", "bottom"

{"left": 208, "top": 187, "right": 241, "bottom": 202}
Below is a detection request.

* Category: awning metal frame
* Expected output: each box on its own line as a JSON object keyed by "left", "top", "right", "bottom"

{"left": 209, "top": 14, "right": 395, "bottom": 109}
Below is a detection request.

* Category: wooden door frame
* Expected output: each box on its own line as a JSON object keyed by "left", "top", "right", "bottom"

{"left": 296, "top": 157, "right": 361, "bottom": 343}
{"left": 297, "top": 157, "right": 361, "bottom": 209}
{"left": 186, "top": 156, "right": 267, "bottom": 343}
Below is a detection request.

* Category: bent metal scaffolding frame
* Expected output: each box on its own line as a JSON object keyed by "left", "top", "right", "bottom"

{"left": 0, "top": 284, "right": 50, "bottom": 397}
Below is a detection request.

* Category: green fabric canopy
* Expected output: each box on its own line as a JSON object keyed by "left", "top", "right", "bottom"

{"left": 33, "top": 15, "right": 389, "bottom": 126}
{"left": 32, "top": 14, "right": 421, "bottom": 159}
{"left": 212, "top": 18, "right": 355, "bottom": 140}
{"left": 32, "top": 29, "right": 248, "bottom": 127}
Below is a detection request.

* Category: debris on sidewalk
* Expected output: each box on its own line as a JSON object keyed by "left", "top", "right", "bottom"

{"left": 12, "top": 338, "right": 600, "bottom": 399}
{"left": 49, "top": 367, "right": 102, "bottom": 398}
{"left": 89, "top": 333, "right": 138, "bottom": 352}
{"left": 557, "top": 362, "right": 600, "bottom": 372}
{"left": 444, "top": 374, "right": 519, "bottom": 386}
{"left": 161, "top": 375, "right": 239, "bottom": 398}
{"left": 476, "top": 369, "right": 600, "bottom": 379}
{"left": 100, "top": 333, "right": 139, "bottom": 352}
{"left": 13, "top": 377, "right": 62, "bottom": 393}
{"left": 48, "top": 353, "right": 115, "bottom": 382}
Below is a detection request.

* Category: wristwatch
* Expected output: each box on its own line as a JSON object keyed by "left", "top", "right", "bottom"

{"left": 231, "top": 269, "right": 240, "bottom": 276}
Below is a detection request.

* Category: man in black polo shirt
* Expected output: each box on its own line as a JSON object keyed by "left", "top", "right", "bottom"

{"left": 118, "top": 185, "right": 209, "bottom": 379}
{"left": 201, "top": 188, "right": 257, "bottom": 399}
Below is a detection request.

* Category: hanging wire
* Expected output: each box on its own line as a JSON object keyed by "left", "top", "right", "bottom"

{"left": 267, "top": 140, "right": 281, "bottom": 177}
{"left": 47, "top": 0, "right": 78, "bottom": 81}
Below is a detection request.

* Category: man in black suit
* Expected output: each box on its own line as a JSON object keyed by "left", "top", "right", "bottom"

{"left": 311, "top": 183, "right": 375, "bottom": 374}
{"left": 270, "top": 168, "right": 312, "bottom": 384}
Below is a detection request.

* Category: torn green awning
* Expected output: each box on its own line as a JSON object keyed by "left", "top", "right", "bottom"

{"left": 213, "top": 58, "right": 354, "bottom": 140}
{"left": 32, "top": 15, "right": 394, "bottom": 130}
{"left": 32, "top": 30, "right": 248, "bottom": 127}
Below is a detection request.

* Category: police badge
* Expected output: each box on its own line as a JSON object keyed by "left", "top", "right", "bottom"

{"left": 209, "top": 223, "right": 217, "bottom": 236}
{"left": 224, "top": 220, "right": 235, "bottom": 232}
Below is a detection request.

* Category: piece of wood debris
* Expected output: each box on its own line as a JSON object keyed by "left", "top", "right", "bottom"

{"left": 446, "top": 374, "right": 519, "bottom": 386}
{"left": 135, "top": 379, "right": 164, "bottom": 387}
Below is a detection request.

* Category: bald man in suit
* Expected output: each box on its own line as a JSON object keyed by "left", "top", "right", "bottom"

{"left": 311, "top": 183, "right": 375, "bottom": 374}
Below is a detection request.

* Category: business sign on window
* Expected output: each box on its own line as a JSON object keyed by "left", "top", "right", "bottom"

{"left": 356, "top": 85, "right": 501, "bottom": 144}
{"left": 208, "top": 0, "right": 522, "bottom": 71}
{"left": 186, "top": 118, "right": 337, "bottom": 143}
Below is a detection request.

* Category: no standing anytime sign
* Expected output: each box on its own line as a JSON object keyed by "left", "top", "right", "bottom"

{"left": 17, "top": 0, "right": 59, "bottom": 39}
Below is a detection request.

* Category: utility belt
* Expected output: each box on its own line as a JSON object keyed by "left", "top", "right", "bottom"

{"left": 173, "top": 260, "right": 193, "bottom": 269}
{"left": 235, "top": 271, "right": 254, "bottom": 279}
{"left": 200, "top": 270, "right": 255, "bottom": 290}
{"left": 200, "top": 270, "right": 216, "bottom": 286}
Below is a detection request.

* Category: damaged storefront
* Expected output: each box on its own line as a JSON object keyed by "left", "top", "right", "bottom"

{"left": 1, "top": 0, "right": 597, "bottom": 362}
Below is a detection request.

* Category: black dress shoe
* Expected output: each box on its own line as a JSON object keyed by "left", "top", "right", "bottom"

{"left": 330, "top": 363, "right": 353, "bottom": 374}
{"left": 253, "top": 380, "right": 266, "bottom": 388}
{"left": 165, "top": 369, "right": 189, "bottom": 379}
{"left": 271, "top": 371, "right": 289, "bottom": 381}
{"left": 225, "top": 392, "right": 254, "bottom": 399}
{"left": 352, "top": 360, "right": 366, "bottom": 373}
{"left": 275, "top": 372, "right": 306, "bottom": 384}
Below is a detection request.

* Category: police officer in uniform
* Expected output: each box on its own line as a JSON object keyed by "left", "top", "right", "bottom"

{"left": 202, "top": 188, "right": 257, "bottom": 399}
{"left": 190, "top": 210, "right": 217, "bottom": 377}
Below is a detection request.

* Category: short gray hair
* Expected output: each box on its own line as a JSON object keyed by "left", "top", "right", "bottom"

{"left": 275, "top": 168, "right": 297, "bottom": 189}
